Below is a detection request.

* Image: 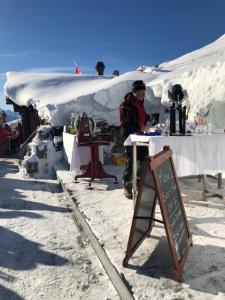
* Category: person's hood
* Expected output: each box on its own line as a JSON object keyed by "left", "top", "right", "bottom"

{"left": 124, "top": 92, "right": 145, "bottom": 104}
{"left": 124, "top": 92, "right": 134, "bottom": 102}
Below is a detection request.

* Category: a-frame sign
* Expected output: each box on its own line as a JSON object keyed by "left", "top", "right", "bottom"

{"left": 123, "top": 146, "right": 192, "bottom": 281}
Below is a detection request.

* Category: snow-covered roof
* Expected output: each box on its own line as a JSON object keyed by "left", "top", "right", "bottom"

{"left": 4, "top": 71, "right": 160, "bottom": 125}
{"left": 4, "top": 73, "right": 112, "bottom": 107}
{"left": 4, "top": 34, "right": 225, "bottom": 128}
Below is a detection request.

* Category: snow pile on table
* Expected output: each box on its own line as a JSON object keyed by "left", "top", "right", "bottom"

{"left": 20, "top": 125, "right": 64, "bottom": 179}
{"left": 4, "top": 34, "right": 225, "bottom": 128}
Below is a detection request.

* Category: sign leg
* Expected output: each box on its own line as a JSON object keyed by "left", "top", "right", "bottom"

{"left": 123, "top": 257, "right": 129, "bottom": 267}
{"left": 173, "top": 269, "right": 183, "bottom": 282}
{"left": 218, "top": 173, "right": 222, "bottom": 189}
{"left": 202, "top": 175, "right": 207, "bottom": 201}
{"left": 132, "top": 142, "right": 137, "bottom": 207}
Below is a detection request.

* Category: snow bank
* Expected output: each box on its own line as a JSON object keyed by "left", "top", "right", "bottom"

{"left": 4, "top": 34, "right": 225, "bottom": 128}
{"left": 145, "top": 34, "right": 225, "bottom": 128}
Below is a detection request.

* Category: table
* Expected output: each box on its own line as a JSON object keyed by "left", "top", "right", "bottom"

{"left": 63, "top": 133, "right": 104, "bottom": 176}
{"left": 124, "top": 134, "right": 225, "bottom": 201}
{"left": 75, "top": 141, "right": 118, "bottom": 187}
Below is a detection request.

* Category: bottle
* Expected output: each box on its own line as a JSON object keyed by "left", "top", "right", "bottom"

{"left": 70, "top": 113, "right": 76, "bottom": 134}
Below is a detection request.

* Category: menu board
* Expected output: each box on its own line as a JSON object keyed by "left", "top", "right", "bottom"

{"left": 156, "top": 159, "right": 189, "bottom": 261}
{"left": 123, "top": 147, "right": 192, "bottom": 281}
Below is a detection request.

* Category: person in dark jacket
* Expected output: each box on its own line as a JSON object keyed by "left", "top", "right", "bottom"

{"left": 119, "top": 80, "right": 154, "bottom": 199}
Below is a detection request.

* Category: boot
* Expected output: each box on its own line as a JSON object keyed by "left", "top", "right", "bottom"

{"left": 124, "top": 183, "right": 133, "bottom": 199}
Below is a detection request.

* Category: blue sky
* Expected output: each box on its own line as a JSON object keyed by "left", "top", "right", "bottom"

{"left": 0, "top": 0, "right": 225, "bottom": 109}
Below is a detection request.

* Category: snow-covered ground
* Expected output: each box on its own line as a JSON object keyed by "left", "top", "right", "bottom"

{"left": 4, "top": 34, "right": 225, "bottom": 128}
{"left": 0, "top": 158, "right": 118, "bottom": 300}
{"left": 57, "top": 164, "right": 225, "bottom": 300}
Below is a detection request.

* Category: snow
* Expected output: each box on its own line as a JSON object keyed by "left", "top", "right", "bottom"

{"left": 57, "top": 164, "right": 225, "bottom": 300}
{"left": 20, "top": 126, "right": 64, "bottom": 179}
{"left": 3, "top": 71, "right": 161, "bottom": 126}
{"left": 0, "top": 158, "right": 118, "bottom": 299}
{"left": 7, "top": 118, "right": 21, "bottom": 131}
{"left": 145, "top": 34, "right": 225, "bottom": 128}
{"left": 4, "top": 34, "right": 225, "bottom": 128}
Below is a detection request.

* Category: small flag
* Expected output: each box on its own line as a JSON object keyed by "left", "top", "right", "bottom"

{"left": 75, "top": 65, "right": 81, "bottom": 75}
{"left": 73, "top": 60, "right": 81, "bottom": 75}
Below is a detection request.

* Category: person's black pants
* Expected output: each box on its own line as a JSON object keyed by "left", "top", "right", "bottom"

{"left": 123, "top": 146, "right": 148, "bottom": 185}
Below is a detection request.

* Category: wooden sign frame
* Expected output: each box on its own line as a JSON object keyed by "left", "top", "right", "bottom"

{"left": 123, "top": 146, "right": 192, "bottom": 281}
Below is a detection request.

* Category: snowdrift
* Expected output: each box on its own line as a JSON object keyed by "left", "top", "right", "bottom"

{"left": 4, "top": 34, "right": 225, "bottom": 128}
{"left": 146, "top": 34, "right": 225, "bottom": 128}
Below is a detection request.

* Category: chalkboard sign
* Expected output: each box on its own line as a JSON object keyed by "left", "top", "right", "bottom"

{"left": 123, "top": 160, "right": 157, "bottom": 262}
{"left": 123, "top": 146, "right": 192, "bottom": 281}
{"left": 157, "top": 159, "right": 189, "bottom": 261}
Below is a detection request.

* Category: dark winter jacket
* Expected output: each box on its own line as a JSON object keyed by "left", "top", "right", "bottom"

{"left": 119, "top": 92, "right": 150, "bottom": 140}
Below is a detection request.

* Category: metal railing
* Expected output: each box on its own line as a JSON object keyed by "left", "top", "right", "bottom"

{"left": 18, "top": 129, "right": 37, "bottom": 163}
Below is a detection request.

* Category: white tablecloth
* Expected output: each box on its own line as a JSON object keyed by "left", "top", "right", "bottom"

{"left": 63, "top": 133, "right": 104, "bottom": 176}
{"left": 124, "top": 134, "right": 225, "bottom": 177}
